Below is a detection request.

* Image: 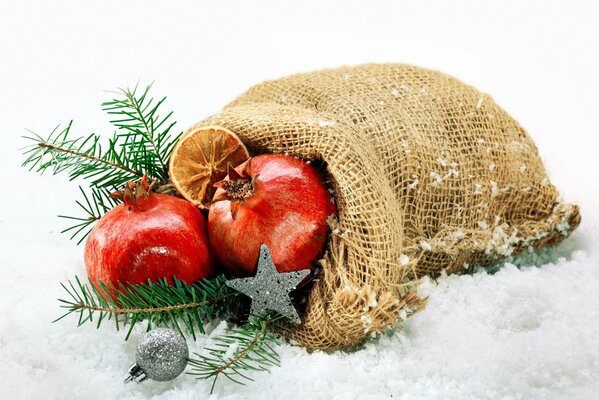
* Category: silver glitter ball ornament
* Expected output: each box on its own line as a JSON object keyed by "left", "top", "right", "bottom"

{"left": 125, "top": 328, "right": 189, "bottom": 383}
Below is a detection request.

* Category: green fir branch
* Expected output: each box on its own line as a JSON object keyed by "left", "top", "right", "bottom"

{"left": 187, "top": 316, "right": 282, "bottom": 393}
{"left": 21, "top": 122, "right": 145, "bottom": 189}
{"left": 58, "top": 186, "right": 119, "bottom": 244}
{"left": 21, "top": 83, "right": 183, "bottom": 243}
{"left": 102, "top": 83, "right": 180, "bottom": 182}
{"left": 55, "top": 275, "right": 244, "bottom": 341}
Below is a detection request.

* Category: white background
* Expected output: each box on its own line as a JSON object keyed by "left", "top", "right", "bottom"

{"left": 1, "top": 1, "right": 598, "bottom": 399}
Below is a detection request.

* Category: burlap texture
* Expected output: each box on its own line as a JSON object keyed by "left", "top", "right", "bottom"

{"left": 198, "top": 64, "right": 580, "bottom": 350}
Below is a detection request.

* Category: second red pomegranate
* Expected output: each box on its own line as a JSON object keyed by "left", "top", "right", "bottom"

{"left": 208, "top": 154, "right": 336, "bottom": 277}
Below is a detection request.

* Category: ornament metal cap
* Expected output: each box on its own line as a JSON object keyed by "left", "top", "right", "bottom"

{"left": 124, "top": 363, "right": 148, "bottom": 384}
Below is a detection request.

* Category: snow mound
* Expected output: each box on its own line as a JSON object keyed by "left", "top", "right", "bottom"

{"left": 1, "top": 217, "right": 597, "bottom": 399}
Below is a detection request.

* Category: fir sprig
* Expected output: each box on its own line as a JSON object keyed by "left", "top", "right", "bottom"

{"left": 187, "top": 316, "right": 281, "bottom": 393}
{"left": 57, "top": 275, "right": 284, "bottom": 390}
{"left": 56, "top": 275, "right": 244, "bottom": 340}
{"left": 58, "top": 186, "right": 119, "bottom": 244}
{"left": 102, "top": 83, "right": 179, "bottom": 182}
{"left": 22, "top": 121, "right": 145, "bottom": 189}
{"left": 21, "top": 83, "right": 182, "bottom": 243}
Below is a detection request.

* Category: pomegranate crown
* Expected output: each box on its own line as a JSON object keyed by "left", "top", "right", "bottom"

{"left": 110, "top": 174, "right": 158, "bottom": 209}
{"left": 212, "top": 159, "right": 259, "bottom": 219}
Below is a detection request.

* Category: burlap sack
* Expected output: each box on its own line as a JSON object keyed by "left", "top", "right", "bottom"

{"left": 198, "top": 64, "right": 580, "bottom": 350}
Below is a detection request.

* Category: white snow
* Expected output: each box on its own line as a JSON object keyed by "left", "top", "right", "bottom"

{"left": 430, "top": 171, "right": 443, "bottom": 186}
{"left": 3, "top": 220, "right": 599, "bottom": 400}
{"left": 408, "top": 177, "right": 419, "bottom": 188}
{"left": 419, "top": 240, "right": 433, "bottom": 251}
{"left": 318, "top": 120, "right": 337, "bottom": 127}
{"left": 222, "top": 340, "right": 239, "bottom": 361}
{"left": 446, "top": 168, "right": 459, "bottom": 177}
{"left": 476, "top": 97, "right": 485, "bottom": 109}
{"left": 474, "top": 182, "right": 484, "bottom": 195}
{"left": 1, "top": 1, "right": 599, "bottom": 399}
{"left": 490, "top": 181, "right": 501, "bottom": 197}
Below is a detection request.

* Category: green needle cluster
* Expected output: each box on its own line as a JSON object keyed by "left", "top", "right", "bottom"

{"left": 22, "top": 83, "right": 181, "bottom": 243}
{"left": 56, "top": 275, "right": 243, "bottom": 341}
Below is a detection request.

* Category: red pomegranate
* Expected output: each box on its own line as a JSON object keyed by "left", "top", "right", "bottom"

{"left": 84, "top": 176, "right": 213, "bottom": 292}
{"left": 208, "top": 154, "right": 336, "bottom": 277}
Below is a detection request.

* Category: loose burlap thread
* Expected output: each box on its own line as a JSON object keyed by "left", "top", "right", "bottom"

{"left": 198, "top": 64, "right": 580, "bottom": 350}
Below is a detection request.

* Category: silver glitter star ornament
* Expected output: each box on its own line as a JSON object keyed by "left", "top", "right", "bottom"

{"left": 124, "top": 328, "right": 189, "bottom": 383}
{"left": 225, "top": 244, "right": 310, "bottom": 324}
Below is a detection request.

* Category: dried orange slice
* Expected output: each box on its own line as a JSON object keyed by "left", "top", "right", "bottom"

{"left": 169, "top": 126, "right": 250, "bottom": 209}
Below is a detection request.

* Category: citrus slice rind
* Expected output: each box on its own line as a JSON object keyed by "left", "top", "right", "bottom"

{"left": 169, "top": 126, "right": 250, "bottom": 209}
